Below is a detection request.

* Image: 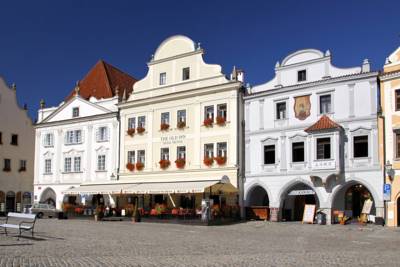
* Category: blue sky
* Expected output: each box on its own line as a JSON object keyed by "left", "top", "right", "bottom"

{"left": 0, "top": 0, "right": 399, "bottom": 120}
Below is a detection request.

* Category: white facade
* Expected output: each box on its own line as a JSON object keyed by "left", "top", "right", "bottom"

{"left": 244, "top": 49, "right": 383, "bottom": 223}
{"left": 0, "top": 78, "right": 34, "bottom": 213}
{"left": 34, "top": 92, "right": 120, "bottom": 209}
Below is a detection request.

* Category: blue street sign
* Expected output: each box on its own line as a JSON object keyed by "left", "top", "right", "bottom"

{"left": 383, "top": 184, "right": 391, "bottom": 201}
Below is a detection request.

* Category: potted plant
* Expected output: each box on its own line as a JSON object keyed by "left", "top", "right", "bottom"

{"left": 216, "top": 116, "right": 226, "bottom": 126}
{"left": 159, "top": 159, "right": 171, "bottom": 169}
{"left": 175, "top": 158, "right": 186, "bottom": 169}
{"left": 177, "top": 121, "right": 186, "bottom": 129}
{"left": 160, "top": 123, "right": 170, "bottom": 131}
{"left": 137, "top": 126, "right": 145, "bottom": 134}
{"left": 127, "top": 128, "right": 135, "bottom": 136}
{"left": 126, "top": 162, "right": 135, "bottom": 172}
{"left": 136, "top": 162, "right": 144, "bottom": 171}
{"left": 203, "top": 157, "right": 214, "bottom": 166}
{"left": 214, "top": 156, "right": 227, "bottom": 165}
{"left": 203, "top": 117, "right": 213, "bottom": 127}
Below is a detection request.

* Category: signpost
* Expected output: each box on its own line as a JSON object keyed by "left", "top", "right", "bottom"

{"left": 302, "top": 204, "right": 316, "bottom": 224}
{"left": 383, "top": 184, "right": 391, "bottom": 201}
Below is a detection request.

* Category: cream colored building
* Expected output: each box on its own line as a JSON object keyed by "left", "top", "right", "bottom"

{"left": 117, "top": 35, "right": 243, "bottom": 214}
{"left": 0, "top": 78, "right": 34, "bottom": 214}
{"left": 380, "top": 46, "right": 400, "bottom": 226}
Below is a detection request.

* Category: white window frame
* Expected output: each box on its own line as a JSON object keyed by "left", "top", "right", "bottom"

{"left": 43, "top": 133, "right": 54, "bottom": 147}
{"left": 137, "top": 150, "right": 145, "bottom": 164}
{"left": 64, "top": 157, "right": 72, "bottom": 173}
{"left": 127, "top": 151, "right": 135, "bottom": 164}
{"left": 182, "top": 67, "right": 190, "bottom": 81}
{"left": 204, "top": 106, "right": 214, "bottom": 120}
{"left": 73, "top": 156, "right": 81, "bottom": 172}
{"left": 177, "top": 110, "right": 186, "bottom": 123}
{"left": 161, "top": 112, "right": 170, "bottom": 125}
{"left": 177, "top": 146, "right": 186, "bottom": 160}
{"left": 160, "top": 148, "right": 169, "bottom": 161}
{"left": 97, "top": 155, "right": 106, "bottom": 171}
{"left": 217, "top": 142, "right": 227, "bottom": 157}
{"left": 204, "top": 143, "right": 214, "bottom": 158}
{"left": 159, "top": 72, "right": 166, "bottom": 85}
{"left": 44, "top": 159, "right": 52, "bottom": 174}
{"left": 96, "top": 126, "right": 109, "bottom": 142}
{"left": 128, "top": 117, "right": 136, "bottom": 129}
{"left": 138, "top": 116, "right": 146, "bottom": 128}
{"left": 315, "top": 136, "right": 331, "bottom": 160}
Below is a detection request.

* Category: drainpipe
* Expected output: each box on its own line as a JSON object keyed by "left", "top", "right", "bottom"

{"left": 377, "top": 78, "right": 387, "bottom": 225}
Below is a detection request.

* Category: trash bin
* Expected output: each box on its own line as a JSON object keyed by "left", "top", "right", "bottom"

{"left": 316, "top": 212, "right": 326, "bottom": 225}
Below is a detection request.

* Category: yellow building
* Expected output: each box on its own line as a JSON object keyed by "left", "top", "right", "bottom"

{"left": 380, "top": 46, "right": 400, "bottom": 226}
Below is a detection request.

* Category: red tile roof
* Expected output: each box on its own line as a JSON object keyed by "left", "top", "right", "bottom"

{"left": 305, "top": 115, "right": 342, "bottom": 132}
{"left": 66, "top": 60, "right": 137, "bottom": 101}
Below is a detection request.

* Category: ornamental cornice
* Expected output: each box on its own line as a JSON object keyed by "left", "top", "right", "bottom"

{"left": 34, "top": 112, "right": 118, "bottom": 129}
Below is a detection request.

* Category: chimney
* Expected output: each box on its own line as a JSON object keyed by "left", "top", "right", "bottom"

{"left": 362, "top": 59, "right": 370, "bottom": 73}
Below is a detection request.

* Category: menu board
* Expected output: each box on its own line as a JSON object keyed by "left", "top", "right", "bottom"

{"left": 302, "top": 204, "right": 316, "bottom": 224}
{"left": 361, "top": 199, "right": 373, "bottom": 215}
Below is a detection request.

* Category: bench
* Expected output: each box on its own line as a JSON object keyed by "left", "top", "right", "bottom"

{"left": 0, "top": 212, "right": 37, "bottom": 240}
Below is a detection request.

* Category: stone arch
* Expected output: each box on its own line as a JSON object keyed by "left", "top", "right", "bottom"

{"left": 40, "top": 187, "right": 56, "bottom": 206}
{"left": 246, "top": 184, "right": 270, "bottom": 207}
{"left": 245, "top": 182, "right": 274, "bottom": 206}
{"left": 277, "top": 178, "right": 324, "bottom": 205}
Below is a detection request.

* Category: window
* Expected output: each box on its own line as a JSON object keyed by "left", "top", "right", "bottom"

{"left": 177, "top": 146, "right": 186, "bottom": 159}
{"left": 161, "top": 112, "right": 170, "bottom": 125}
{"left": 128, "top": 151, "right": 135, "bottom": 164}
{"left": 11, "top": 134, "right": 18, "bottom": 146}
{"left": 74, "top": 157, "right": 81, "bottom": 172}
{"left": 182, "top": 67, "right": 190, "bottom": 81}
{"left": 205, "top": 106, "right": 214, "bottom": 120}
{"left": 0, "top": 132, "right": 2, "bottom": 144}
{"left": 217, "top": 142, "right": 227, "bottom": 157}
{"left": 353, "top": 135, "right": 368, "bottom": 158}
{"left": 43, "top": 133, "right": 54, "bottom": 147}
{"left": 204, "top": 144, "right": 214, "bottom": 158}
{"left": 64, "top": 157, "right": 72, "bottom": 173}
{"left": 65, "top": 130, "right": 82, "bottom": 145}
{"left": 72, "top": 107, "right": 79, "bottom": 118}
{"left": 137, "top": 150, "right": 145, "bottom": 164}
{"left": 396, "top": 90, "right": 400, "bottom": 111}
{"left": 160, "top": 148, "right": 169, "bottom": 160}
{"left": 19, "top": 160, "right": 27, "bottom": 172}
{"left": 276, "top": 102, "right": 286, "bottom": 120}
{"left": 177, "top": 110, "right": 186, "bottom": 123}
{"left": 44, "top": 159, "right": 52, "bottom": 174}
{"left": 264, "top": 145, "right": 275, "bottom": 164}
{"left": 97, "top": 155, "right": 106, "bottom": 171}
{"left": 97, "top": 127, "right": 109, "bottom": 142}
{"left": 128, "top": 117, "right": 136, "bottom": 129}
{"left": 316, "top": 138, "right": 331, "bottom": 160}
{"left": 292, "top": 142, "right": 305, "bottom": 162}
{"left": 396, "top": 133, "right": 400, "bottom": 159}
{"left": 217, "top": 104, "right": 227, "bottom": 119}
{"left": 159, "top": 72, "right": 166, "bottom": 85}
{"left": 298, "top": 70, "right": 307, "bottom": 82}
{"left": 320, "top": 95, "right": 332, "bottom": 114}
{"left": 3, "top": 159, "right": 11, "bottom": 171}
{"left": 138, "top": 116, "right": 146, "bottom": 128}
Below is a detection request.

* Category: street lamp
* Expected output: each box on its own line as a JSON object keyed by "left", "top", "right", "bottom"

{"left": 385, "top": 161, "right": 395, "bottom": 182}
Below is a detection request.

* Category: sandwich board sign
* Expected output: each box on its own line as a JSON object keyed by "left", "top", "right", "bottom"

{"left": 361, "top": 199, "right": 373, "bottom": 215}
{"left": 302, "top": 204, "right": 316, "bottom": 224}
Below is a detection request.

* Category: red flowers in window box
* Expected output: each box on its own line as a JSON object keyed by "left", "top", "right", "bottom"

{"left": 137, "top": 126, "right": 145, "bottom": 134}
{"left": 160, "top": 123, "right": 170, "bottom": 131}
{"left": 127, "top": 128, "right": 135, "bottom": 136}
{"left": 216, "top": 116, "right": 226, "bottom": 126}
{"left": 177, "top": 121, "right": 186, "bottom": 129}
{"left": 136, "top": 162, "right": 144, "bottom": 171}
{"left": 3, "top": 167, "right": 11, "bottom": 172}
{"left": 159, "top": 159, "right": 171, "bottom": 169}
{"left": 126, "top": 162, "right": 135, "bottom": 172}
{"left": 175, "top": 158, "right": 186, "bottom": 169}
{"left": 214, "top": 156, "right": 227, "bottom": 165}
{"left": 203, "top": 118, "right": 213, "bottom": 127}
{"left": 203, "top": 157, "right": 214, "bottom": 166}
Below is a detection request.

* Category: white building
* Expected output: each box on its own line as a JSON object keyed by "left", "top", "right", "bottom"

{"left": 34, "top": 61, "right": 136, "bottom": 209}
{"left": 244, "top": 49, "right": 383, "bottom": 223}
{"left": 0, "top": 78, "right": 34, "bottom": 214}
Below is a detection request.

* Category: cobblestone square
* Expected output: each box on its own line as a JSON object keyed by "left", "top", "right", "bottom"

{"left": 0, "top": 219, "right": 400, "bottom": 266}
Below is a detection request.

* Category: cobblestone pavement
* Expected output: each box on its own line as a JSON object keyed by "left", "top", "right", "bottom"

{"left": 0, "top": 219, "right": 400, "bottom": 266}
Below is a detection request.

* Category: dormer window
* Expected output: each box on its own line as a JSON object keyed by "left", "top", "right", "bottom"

{"left": 182, "top": 67, "right": 190, "bottom": 81}
{"left": 159, "top": 72, "right": 166, "bottom": 85}
{"left": 297, "top": 70, "right": 307, "bottom": 82}
{"left": 72, "top": 107, "right": 79, "bottom": 118}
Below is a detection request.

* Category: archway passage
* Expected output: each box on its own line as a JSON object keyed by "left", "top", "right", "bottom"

{"left": 332, "top": 183, "right": 375, "bottom": 223}
{"left": 281, "top": 183, "right": 319, "bottom": 222}
{"left": 40, "top": 188, "right": 56, "bottom": 207}
{"left": 246, "top": 186, "right": 270, "bottom": 220}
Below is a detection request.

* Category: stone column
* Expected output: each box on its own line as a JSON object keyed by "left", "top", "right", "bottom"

{"left": 269, "top": 207, "right": 280, "bottom": 222}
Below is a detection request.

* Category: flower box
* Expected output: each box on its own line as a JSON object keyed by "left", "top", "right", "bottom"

{"left": 136, "top": 126, "right": 145, "bottom": 134}
{"left": 3, "top": 168, "right": 11, "bottom": 172}
{"left": 214, "top": 156, "right": 227, "bottom": 165}
{"left": 203, "top": 157, "right": 214, "bottom": 166}
{"left": 160, "top": 123, "right": 170, "bottom": 131}
{"left": 135, "top": 162, "right": 144, "bottom": 171}
{"left": 175, "top": 158, "right": 186, "bottom": 169}
{"left": 177, "top": 121, "right": 186, "bottom": 129}
{"left": 127, "top": 128, "right": 135, "bottom": 136}
{"left": 216, "top": 116, "right": 226, "bottom": 126}
{"left": 159, "top": 159, "right": 171, "bottom": 169}
{"left": 203, "top": 118, "right": 213, "bottom": 127}
{"left": 126, "top": 162, "right": 135, "bottom": 172}
{"left": 18, "top": 167, "right": 26, "bottom": 172}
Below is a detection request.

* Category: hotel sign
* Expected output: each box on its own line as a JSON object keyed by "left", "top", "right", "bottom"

{"left": 161, "top": 135, "right": 186, "bottom": 145}
{"left": 288, "top": 190, "right": 315, "bottom": 196}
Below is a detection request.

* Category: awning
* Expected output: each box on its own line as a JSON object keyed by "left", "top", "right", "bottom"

{"left": 63, "top": 179, "right": 237, "bottom": 195}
